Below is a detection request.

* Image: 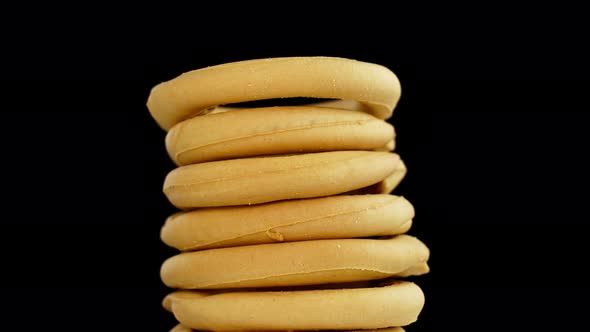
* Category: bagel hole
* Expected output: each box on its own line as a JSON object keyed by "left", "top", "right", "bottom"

{"left": 225, "top": 97, "right": 339, "bottom": 108}
{"left": 199, "top": 279, "right": 398, "bottom": 293}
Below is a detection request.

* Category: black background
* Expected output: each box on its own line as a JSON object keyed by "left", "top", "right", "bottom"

{"left": 2, "top": 11, "right": 589, "bottom": 331}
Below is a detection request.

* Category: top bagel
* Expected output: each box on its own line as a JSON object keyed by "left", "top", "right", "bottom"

{"left": 147, "top": 57, "right": 401, "bottom": 130}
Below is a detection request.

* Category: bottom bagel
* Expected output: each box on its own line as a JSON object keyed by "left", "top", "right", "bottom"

{"left": 163, "top": 280, "right": 423, "bottom": 331}
{"left": 170, "top": 324, "right": 405, "bottom": 332}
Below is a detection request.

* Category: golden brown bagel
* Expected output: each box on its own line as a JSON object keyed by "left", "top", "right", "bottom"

{"left": 147, "top": 57, "right": 401, "bottom": 130}
{"left": 170, "top": 324, "right": 405, "bottom": 331}
{"left": 165, "top": 106, "right": 395, "bottom": 165}
{"left": 163, "top": 280, "right": 423, "bottom": 330}
{"left": 160, "top": 235, "right": 429, "bottom": 289}
{"left": 163, "top": 151, "right": 404, "bottom": 208}
{"left": 161, "top": 195, "right": 414, "bottom": 251}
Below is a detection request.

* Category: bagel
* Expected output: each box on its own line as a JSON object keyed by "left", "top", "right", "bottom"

{"left": 163, "top": 280, "right": 423, "bottom": 330}
{"left": 161, "top": 194, "right": 414, "bottom": 251}
{"left": 163, "top": 151, "right": 404, "bottom": 208}
{"left": 165, "top": 106, "right": 395, "bottom": 165}
{"left": 160, "top": 235, "right": 429, "bottom": 289}
{"left": 170, "top": 324, "right": 405, "bottom": 332}
{"left": 147, "top": 57, "right": 401, "bottom": 130}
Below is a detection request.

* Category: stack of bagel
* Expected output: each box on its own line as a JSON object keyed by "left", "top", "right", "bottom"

{"left": 147, "top": 57, "right": 430, "bottom": 331}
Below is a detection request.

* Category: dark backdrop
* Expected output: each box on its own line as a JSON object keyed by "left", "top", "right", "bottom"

{"left": 2, "top": 14, "right": 589, "bottom": 331}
